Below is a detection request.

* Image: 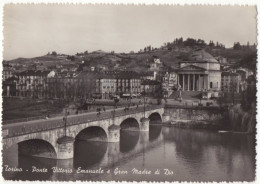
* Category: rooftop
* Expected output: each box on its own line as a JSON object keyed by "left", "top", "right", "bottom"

{"left": 221, "top": 72, "right": 240, "bottom": 76}
{"left": 18, "top": 70, "right": 51, "bottom": 76}
{"left": 182, "top": 49, "right": 219, "bottom": 63}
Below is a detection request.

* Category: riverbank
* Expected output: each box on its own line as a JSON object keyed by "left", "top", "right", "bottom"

{"left": 228, "top": 104, "right": 256, "bottom": 133}
{"left": 163, "top": 120, "right": 222, "bottom": 130}
{"left": 163, "top": 107, "right": 227, "bottom": 131}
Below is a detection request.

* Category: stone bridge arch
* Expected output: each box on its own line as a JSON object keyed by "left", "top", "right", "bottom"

{"left": 75, "top": 126, "right": 108, "bottom": 142}
{"left": 2, "top": 106, "right": 165, "bottom": 160}
{"left": 66, "top": 120, "right": 110, "bottom": 139}
{"left": 3, "top": 131, "right": 58, "bottom": 152}
{"left": 147, "top": 111, "right": 163, "bottom": 120}
{"left": 148, "top": 112, "right": 163, "bottom": 124}
{"left": 3, "top": 134, "right": 58, "bottom": 159}
{"left": 120, "top": 117, "right": 139, "bottom": 131}
{"left": 18, "top": 139, "right": 57, "bottom": 158}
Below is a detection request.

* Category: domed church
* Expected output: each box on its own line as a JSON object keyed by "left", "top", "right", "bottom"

{"left": 177, "top": 49, "right": 221, "bottom": 91}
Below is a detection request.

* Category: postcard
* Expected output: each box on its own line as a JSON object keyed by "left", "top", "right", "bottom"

{"left": 1, "top": 2, "right": 258, "bottom": 183}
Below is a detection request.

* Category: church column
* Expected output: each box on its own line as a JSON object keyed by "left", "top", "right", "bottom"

{"left": 204, "top": 75, "right": 208, "bottom": 90}
{"left": 198, "top": 75, "right": 201, "bottom": 91}
{"left": 202, "top": 75, "right": 204, "bottom": 90}
{"left": 193, "top": 74, "right": 195, "bottom": 91}
{"left": 206, "top": 75, "right": 209, "bottom": 90}
{"left": 177, "top": 74, "right": 180, "bottom": 88}
{"left": 196, "top": 75, "right": 198, "bottom": 91}
{"left": 187, "top": 74, "right": 190, "bottom": 91}
{"left": 182, "top": 74, "right": 185, "bottom": 91}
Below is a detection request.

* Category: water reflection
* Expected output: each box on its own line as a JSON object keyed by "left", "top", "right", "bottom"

{"left": 74, "top": 140, "right": 108, "bottom": 169}
{"left": 3, "top": 155, "right": 56, "bottom": 181}
{"left": 149, "top": 125, "right": 162, "bottom": 141}
{"left": 162, "top": 128, "right": 256, "bottom": 181}
{"left": 3, "top": 125, "right": 255, "bottom": 182}
{"left": 120, "top": 130, "right": 140, "bottom": 153}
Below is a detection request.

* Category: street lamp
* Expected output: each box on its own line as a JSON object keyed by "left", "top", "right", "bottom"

{"left": 63, "top": 108, "right": 68, "bottom": 136}
{"left": 143, "top": 84, "right": 146, "bottom": 118}
{"left": 113, "top": 98, "right": 119, "bottom": 119}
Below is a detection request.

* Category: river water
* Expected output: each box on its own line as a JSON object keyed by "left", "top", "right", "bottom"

{"left": 3, "top": 123, "right": 255, "bottom": 182}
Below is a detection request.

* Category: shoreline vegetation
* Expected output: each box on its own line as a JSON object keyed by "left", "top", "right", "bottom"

{"left": 164, "top": 104, "right": 256, "bottom": 134}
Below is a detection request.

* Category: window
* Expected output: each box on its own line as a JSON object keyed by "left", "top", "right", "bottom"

{"left": 210, "top": 82, "right": 213, "bottom": 88}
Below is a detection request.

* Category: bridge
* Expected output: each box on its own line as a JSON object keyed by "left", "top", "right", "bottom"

{"left": 3, "top": 105, "right": 169, "bottom": 160}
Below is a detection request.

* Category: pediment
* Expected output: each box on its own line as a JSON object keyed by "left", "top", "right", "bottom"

{"left": 179, "top": 65, "right": 206, "bottom": 71}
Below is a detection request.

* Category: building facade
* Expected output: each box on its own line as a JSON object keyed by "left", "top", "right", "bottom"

{"left": 162, "top": 71, "right": 178, "bottom": 97}
{"left": 47, "top": 71, "right": 100, "bottom": 99}
{"left": 178, "top": 49, "right": 221, "bottom": 91}
{"left": 141, "top": 79, "right": 161, "bottom": 97}
{"left": 47, "top": 71, "right": 142, "bottom": 100}
{"left": 221, "top": 72, "right": 241, "bottom": 93}
{"left": 3, "top": 63, "right": 14, "bottom": 81}
{"left": 16, "top": 70, "right": 50, "bottom": 98}
{"left": 99, "top": 74, "right": 117, "bottom": 99}
{"left": 104, "top": 71, "right": 142, "bottom": 98}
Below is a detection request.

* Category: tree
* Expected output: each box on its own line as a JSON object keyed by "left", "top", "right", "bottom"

{"left": 154, "top": 84, "right": 164, "bottom": 105}
{"left": 241, "top": 78, "right": 256, "bottom": 111}
{"left": 51, "top": 51, "right": 57, "bottom": 56}
{"left": 67, "top": 55, "right": 76, "bottom": 61}
{"left": 233, "top": 42, "right": 241, "bottom": 50}
{"left": 175, "top": 37, "right": 183, "bottom": 44}
{"left": 184, "top": 38, "right": 197, "bottom": 47}
{"left": 197, "top": 39, "right": 206, "bottom": 46}
{"left": 209, "top": 40, "right": 215, "bottom": 47}
{"left": 239, "top": 51, "right": 257, "bottom": 72}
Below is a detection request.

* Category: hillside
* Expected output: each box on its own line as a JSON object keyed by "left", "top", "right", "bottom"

{"left": 4, "top": 41, "right": 256, "bottom": 73}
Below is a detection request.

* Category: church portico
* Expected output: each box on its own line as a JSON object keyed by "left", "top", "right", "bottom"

{"left": 178, "top": 73, "right": 208, "bottom": 91}
{"left": 177, "top": 49, "right": 221, "bottom": 92}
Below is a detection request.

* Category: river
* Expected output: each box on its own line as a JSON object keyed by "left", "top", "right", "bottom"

{"left": 3, "top": 121, "right": 255, "bottom": 182}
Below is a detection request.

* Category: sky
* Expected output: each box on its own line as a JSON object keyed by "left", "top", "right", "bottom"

{"left": 3, "top": 4, "right": 257, "bottom": 60}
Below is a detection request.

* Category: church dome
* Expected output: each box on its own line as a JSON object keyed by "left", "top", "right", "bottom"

{"left": 187, "top": 49, "right": 219, "bottom": 63}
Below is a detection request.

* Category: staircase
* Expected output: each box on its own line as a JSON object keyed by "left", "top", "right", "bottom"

{"left": 169, "top": 91, "right": 201, "bottom": 100}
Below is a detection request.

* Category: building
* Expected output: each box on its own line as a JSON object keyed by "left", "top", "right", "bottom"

{"left": 16, "top": 70, "right": 50, "bottom": 98}
{"left": 221, "top": 72, "right": 241, "bottom": 93}
{"left": 3, "top": 63, "right": 14, "bottom": 81}
{"left": 153, "top": 57, "right": 161, "bottom": 64}
{"left": 104, "top": 71, "right": 142, "bottom": 98}
{"left": 47, "top": 71, "right": 142, "bottom": 100}
{"left": 2, "top": 76, "right": 18, "bottom": 97}
{"left": 236, "top": 68, "right": 254, "bottom": 80}
{"left": 141, "top": 71, "right": 157, "bottom": 81}
{"left": 47, "top": 71, "right": 101, "bottom": 99}
{"left": 99, "top": 73, "right": 117, "bottom": 99}
{"left": 141, "top": 79, "right": 161, "bottom": 97}
{"left": 215, "top": 56, "right": 228, "bottom": 66}
{"left": 177, "top": 49, "right": 221, "bottom": 91}
{"left": 236, "top": 70, "right": 247, "bottom": 81}
{"left": 162, "top": 71, "right": 178, "bottom": 97}
{"left": 149, "top": 63, "right": 159, "bottom": 72}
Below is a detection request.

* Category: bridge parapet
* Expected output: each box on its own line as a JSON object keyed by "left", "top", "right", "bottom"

{"left": 3, "top": 105, "right": 164, "bottom": 160}
{"left": 3, "top": 105, "right": 164, "bottom": 139}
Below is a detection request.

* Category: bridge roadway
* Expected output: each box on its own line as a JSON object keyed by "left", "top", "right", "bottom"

{"left": 2, "top": 104, "right": 168, "bottom": 160}
{"left": 3, "top": 104, "right": 160, "bottom": 139}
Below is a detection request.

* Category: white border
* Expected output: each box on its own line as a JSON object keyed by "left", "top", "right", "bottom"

{"left": 0, "top": 1, "right": 259, "bottom": 184}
